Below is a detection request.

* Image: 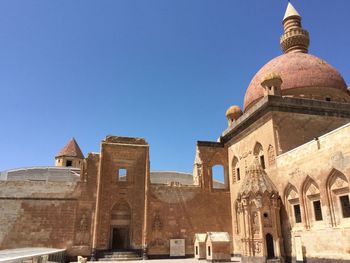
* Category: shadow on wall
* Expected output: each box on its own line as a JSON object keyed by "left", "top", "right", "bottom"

{"left": 280, "top": 205, "right": 293, "bottom": 263}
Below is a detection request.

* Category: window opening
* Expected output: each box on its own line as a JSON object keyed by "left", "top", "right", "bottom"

{"left": 118, "top": 168, "right": 127, "bottom": 182}
{"left": 237, "top": 168, "right": 241, "bottom": 181}
{"left": 260, "top": 155, "right": 265, "bottom": 169}
{"left": 208, "top": 246, "right": 211, "bottom": 256}
{"left": 195, "top": 246, "right": 198, "bottom": 255}
{"left": 313, "top": 200, "right": 323, "bottom": 221}
{"left": 293, "top": 204, "right": 302, "bottom": 223}
{"left": 66, "top": 160, "right": 72, "bottom": 167}
{"left": 212, "top": 165, "right": 226, "bottom": 189}
{"left": 340, "top": 195, "right": 350, "bottom": 218}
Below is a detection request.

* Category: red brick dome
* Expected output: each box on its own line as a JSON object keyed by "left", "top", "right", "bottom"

{"left": 243, "top": 52, "right": 348, "bottom": 111}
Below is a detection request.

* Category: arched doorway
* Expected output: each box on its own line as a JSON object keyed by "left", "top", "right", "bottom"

{"left": 266, "top": 233, "right": 275, "bottom": 259}
{"left": 110, "top": 202, "right": 131, "bottom": 250}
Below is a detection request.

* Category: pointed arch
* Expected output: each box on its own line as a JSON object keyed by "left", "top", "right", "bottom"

{"left": 284, "top": 183, "right": 299, "bottom": 201}
{"left": 326, "top": 169, "right": 349, "bottom": 192}
{"left": 326, "top": 169, "right": 350, "bottom": 226}
{"left": 253, "top": 142, "right": 263, "bottom": 155}
{"left": 302, "top": 176, "right": 322, "bottom": 226}
{"left": 110, "top": 200, "right": 131, "bottom": 226}
{"left": 231, "top": 156, "right": 240, "bottom": 183}
{"left": 253, "top": 142, "right": 265, "bottom": 169}
{"left": 284, "top": 183, "right": 302, "bottom": 225}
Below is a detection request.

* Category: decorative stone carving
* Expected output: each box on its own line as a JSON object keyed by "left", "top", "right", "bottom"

{"left": 253, "top": 241, "right": 262, "bottom": 254}
{"left": 252, "top": 212, "right": 260, "bottom": 235}
{"left": 149, "top": 238, "right": 168, "bottom": 248}
{"left": 75, "top": 211, "right": 90, "bottom": 245}
{"left": 268, "top": 145, "right": 275, "bottom": 166}
{"left": 239, "top": 151, "right": 252, "bottom": 160}
{"left": 334, "top": 177, "right": 346, "bottom": 189}
{"left": 152, "top": 213, "right": 163, "bottom": 231}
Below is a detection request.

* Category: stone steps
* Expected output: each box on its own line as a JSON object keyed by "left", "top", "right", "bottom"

{"left": 97, "top": 250, "right": 141, "bottom": 261}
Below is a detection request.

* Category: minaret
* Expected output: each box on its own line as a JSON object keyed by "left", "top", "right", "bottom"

{"left": 280, "top": 2, "right": 310, "bottom": 53}
{"left": 55, "top": 138, "right": 84, "bottom": 168}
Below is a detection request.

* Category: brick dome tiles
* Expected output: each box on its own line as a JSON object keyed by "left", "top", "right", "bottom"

{"left": 243, "top": 52, "right": 348, "bottom": 111}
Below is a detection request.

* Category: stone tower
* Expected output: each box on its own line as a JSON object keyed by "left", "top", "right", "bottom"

{"left": 236, "top": 158, "right": 283, "bottom": 262}
{"left": 55, "top": 138, "right": 84, "bottom": 168}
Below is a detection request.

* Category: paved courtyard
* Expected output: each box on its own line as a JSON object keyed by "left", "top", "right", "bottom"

{"left": 80, "top": 258, "right": 241, "bottom": 263}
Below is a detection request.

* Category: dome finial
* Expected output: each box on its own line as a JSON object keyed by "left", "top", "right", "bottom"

{"left": 283, "top": 2, "right": 300, "bottom": 21}
{"left": 280, "top": 2, "right": 309, "bottom": 53}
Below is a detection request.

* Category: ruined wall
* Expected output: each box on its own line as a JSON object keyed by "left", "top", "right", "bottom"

{"left": 93, "top": 137, "right": 148, "bottom": 251}
{"left": 145, "top": 141, "right": 232, "bottom": 257}
{"left": 147, "top": 185, "right": 232, "bottom": 256}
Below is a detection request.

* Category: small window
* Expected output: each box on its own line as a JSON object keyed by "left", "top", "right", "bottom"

{"left": 66, "top": 160, "right": 72, "bottom": 167}
{"left": 208, "top": 246, "right": 211, "bottom": 256}
{"left": 293, "top": 204, "right": 302, "bottom": 223}
{"left": 325, "top": 97, "right": 331, "bottom": 102}
{"left": 340, "top": 195, "right": 350, "bottom": 218}
{"left": 236, "top": 168, "right": 241, "bottom": 181}
{"left": 313, "top": 200, "right": 323, "bottom": 221}
{"left": 260, "top": 155, "right": 266, "bottom": 169}
{"left": 195, "top": 246, "right": 198, "bottom": 255}
{"left": 118, "top": 168, "right": 127, "bottom": 182}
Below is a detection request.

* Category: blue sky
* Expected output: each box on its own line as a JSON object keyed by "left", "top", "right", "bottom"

{"left": 0, "top": 0, "right": 349, "bottom": 173}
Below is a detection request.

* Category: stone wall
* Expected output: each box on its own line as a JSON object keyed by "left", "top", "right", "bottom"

{"left": 271, "top": 122, "right": 350, "bottom": 261}
{"left": 0, "top": 180, "right": 80, "bottom": 251}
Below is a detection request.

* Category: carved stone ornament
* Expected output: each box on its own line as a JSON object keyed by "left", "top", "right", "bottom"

{"left": 268, "top": 145, "right": 276, "bottom": 166}
{"left": 149, "top": 238, "right": 168, "bottom": 248}
{"left": 75, "top": 211, "right": 90, "bottom": 245}
{"left": 254, "top": 241, "right": 262, "bottom": 253}
{"left": 334, "top": 177, "right": 346, "bottom": 189}
{"left": 152, "top": 214, "right": 163, "bottom": 231}
{"left": 239, "top": 151, "right": 252, "bottom": 160}
{"left": 252, "top": 212, "right": 260, "bottom": 234}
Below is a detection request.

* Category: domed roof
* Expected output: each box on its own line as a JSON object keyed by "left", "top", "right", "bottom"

{"left": 243, "top": 53, "right": 347, "bottom": 110}
{"left": 243, "top": 3, "right": 348, "bottom": 111}
{"left": 226, "top": 105, "right": 242, "bottom": 120}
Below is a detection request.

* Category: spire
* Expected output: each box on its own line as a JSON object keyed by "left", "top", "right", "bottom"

{"left": 280, "top": 2, "right": 310, "bottom": 53}
{"left": 56, "top": 138, "right": 84, "bottom": 158}
{"left": 283, "top": 2, "right": 300, "bottom": 21}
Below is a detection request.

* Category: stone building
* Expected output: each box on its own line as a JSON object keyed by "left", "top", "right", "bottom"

{"left": 1, "top": 3, "right": 350, "bottom": 263}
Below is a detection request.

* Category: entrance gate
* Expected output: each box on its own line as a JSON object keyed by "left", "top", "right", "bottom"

{"left": 110, "top": 202, "right": 131, "bottom": 250}
{"left": 266, "top": 233, "right": 275, "bottom": 259}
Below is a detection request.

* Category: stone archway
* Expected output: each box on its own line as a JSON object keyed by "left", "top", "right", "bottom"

{"left": 110, "top": 202, "right": 131, "bottom": 250}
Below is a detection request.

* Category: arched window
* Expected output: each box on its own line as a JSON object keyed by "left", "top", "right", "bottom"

{"left": 327, "top": 169, "right": 350, "bottom": 226}
{"left": 302, "top": 176, "right": 322, "bottom": 228}
{"left": 212, "top": 164, "right": 227, "bottom": 189}
{"left": 254, "top": 142, "right": 265, "bottom": 169}
{"left": 285, "top": 183, "right": 302, "bottom": 225}
{"left": 231, "top": 157, "right": 240, "bottom": 183}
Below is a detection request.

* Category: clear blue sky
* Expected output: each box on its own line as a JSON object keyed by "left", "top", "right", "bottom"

{"left": 0, "top": 0, "right": 349, "bottom": 173}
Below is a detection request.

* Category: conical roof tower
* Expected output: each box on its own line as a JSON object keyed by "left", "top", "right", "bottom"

{"left": 55, "top": 138, "right": 84, "bottom": 168}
